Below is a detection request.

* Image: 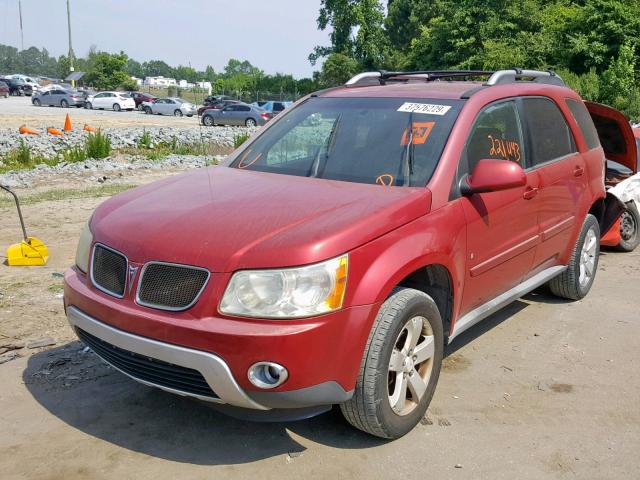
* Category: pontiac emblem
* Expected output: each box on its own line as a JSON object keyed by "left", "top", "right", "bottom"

{"left": 127, "top": 265, "right": 139, "bottom": 293}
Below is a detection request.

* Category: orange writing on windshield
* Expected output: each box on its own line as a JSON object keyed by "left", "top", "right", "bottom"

{"left": 401, "top": 121, "right": 435, "bottom": 146}
{"left": 376, "top": 174, "right": 395, "bottom": 186}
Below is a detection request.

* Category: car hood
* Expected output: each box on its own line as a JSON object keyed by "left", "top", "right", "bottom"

{"left": 91, "top": 167, "right": 431, "bottom": 272}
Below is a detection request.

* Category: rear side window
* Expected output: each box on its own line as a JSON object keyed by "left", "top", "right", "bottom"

{"left": 521, "top": 98, "right": 576, "bottom": 166}
{"left": 464, "top": 100, "right": 525, "bottom": 173}
{"left": 239, "top": 105, "right": 250, "bottom": 112}
{"left": 566, "top": 99, "right": 600, "bottom": 150}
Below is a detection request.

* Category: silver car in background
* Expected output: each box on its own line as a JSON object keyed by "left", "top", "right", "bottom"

{"left": 201, "top": 103, "right": 268, "bottom": 127}
{"left": 141, "top": 97, "right": 196, "bottom": 117}
{"left": 32, "top": 88, "right": 85, "bottom": 108}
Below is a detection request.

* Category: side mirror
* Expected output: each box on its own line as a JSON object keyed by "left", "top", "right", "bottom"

{"left": 461, "top": 159, "right": 526, "bottom": 195}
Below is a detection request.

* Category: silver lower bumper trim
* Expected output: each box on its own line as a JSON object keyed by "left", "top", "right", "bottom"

{"left": 66, "top": 306, "right": 269, "bottom": 410}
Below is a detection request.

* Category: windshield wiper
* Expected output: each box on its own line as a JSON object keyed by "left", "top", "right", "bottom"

{"left": 310, "top": 113, "right": 342, "bottom": 178}
{"left": 402, "top": 111, "right": 415, "bottom": 186}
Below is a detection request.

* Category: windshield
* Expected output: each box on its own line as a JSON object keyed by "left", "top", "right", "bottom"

{"left": 229, "top": 97, "right": 462, "bottom": 186}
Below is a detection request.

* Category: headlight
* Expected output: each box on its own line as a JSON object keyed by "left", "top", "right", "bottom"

{"left": 220, "top": 254, "right": 348, "bottom": 319}
{"left": 75, "top": 220, "right": 93, "bottom": 273}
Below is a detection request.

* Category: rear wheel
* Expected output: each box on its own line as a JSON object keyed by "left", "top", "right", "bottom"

{"left": 203, "top": 115, "right": 215, "bottom": 126}
{"left": 340, "top": 288, "right": 443, "bottom": 439}
{"left": 85, "top": 102, "right": 92, "bottom": 109}
{"left": 174, "top": 109, "right": 183, "bottom": 117}
{"left": 245, "top": 118, "right": 257, "bottom": 127}
{"left": 113, "top": 103, "right": 121, "bottom": 112}
{"left": 616, "top": 203, "right": 640, "bottom": 252}
{"left": 549, "top": 214, "right": 600, "bottom": 300}
{"left": 60, "top": 99, "right": 69, "bottom": 108}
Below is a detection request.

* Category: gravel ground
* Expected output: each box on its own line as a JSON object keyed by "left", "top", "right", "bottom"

{"left": 0, "top": 125, "right": 252, "bottom": 160}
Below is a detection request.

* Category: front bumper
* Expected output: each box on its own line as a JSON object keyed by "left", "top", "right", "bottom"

{"left": 65, "top": 267, "right": 378, "bottom": 410}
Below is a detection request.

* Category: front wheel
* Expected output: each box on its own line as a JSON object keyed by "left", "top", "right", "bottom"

{"left": 616, "top": 203, "right": 640, "bottom": 252}
{"left": 144, "top": 106, "right": 152, "bottom": 114}
{"left": 174, "top": 109, "right": 183, "bottom": 117}
{"left": 33, "top": 98, "right": 41, "bottom": 106}
{"left": 113, "top": 103, "right": 121, "bottom": 112}
{"left": 549, "top": 214, "right": 600, "bottom": 300}
{"left": 202, "top": 115, "right": 215, "bottom": 126}
{"left": 340, "top": 288, "right": 443, "bottom": 439}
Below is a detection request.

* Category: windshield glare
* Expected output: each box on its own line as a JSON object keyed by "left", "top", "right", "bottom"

{"left": 230, "top": 97, "right": 462, "bottom": 187}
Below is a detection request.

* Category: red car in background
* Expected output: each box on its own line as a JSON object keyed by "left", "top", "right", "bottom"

{"left": 128, "top": 92, "right": 158, "bottom": 110}
{"left": 0, "top": 80, "right": 9, "bottom": 98}
{"left": 65, "top": 69, "right": 631, "bottom": 439}
{"left": 197, "top": 99, "right": 240, "bottom": 116}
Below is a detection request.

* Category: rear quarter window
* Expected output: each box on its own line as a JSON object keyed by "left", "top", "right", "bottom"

{"left": 521, "top": 97, "right": 576, "bottom": 166}
{"left": 566, "top": 99, "right": 600, "bottom": 150}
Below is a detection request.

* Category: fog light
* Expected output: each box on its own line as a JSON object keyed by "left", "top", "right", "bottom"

{"left": 247, "top": 362, "right": 288, "bottom": 389}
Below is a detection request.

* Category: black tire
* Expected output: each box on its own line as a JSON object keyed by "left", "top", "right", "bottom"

{"left": 33, "top": 98, "right": 41, "bottom": 106}
{"left": 174, "top": 109, "right": 183, "bottom": 117}
{"left": 144, "top": 106, "right": 152, "bottom": 114}
{"left": 202, "top": 115, "right": 215, "bottom": 126}
{"left": 245, "top": 118, "right": 257, "bottom": 127}
{"left": 340, "top": 288, "right": 444, "bottom": 439}
{"left": 85, "top": 102, "right": 92, "bottom": 110}
{"left": 113, "top": 103, "right": 121, "bottom": 112}
{"left": 616, "top": 203, "right": 640, "bottom": 252}
{"left": 137, "top": 104, "right": 144, "bottom": 111}
{"left": 60, "top": 99, "right": 69, "bottom": 108}
{"left": 549, "top": 214, "right": 600, "bottom": 300}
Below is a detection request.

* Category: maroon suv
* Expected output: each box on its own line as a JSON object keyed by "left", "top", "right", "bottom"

{"left": 65, "top": 69, "right": 631, "bottom": 439}
{"left": 129, "top": 92, "right": 157, "bottom": 110}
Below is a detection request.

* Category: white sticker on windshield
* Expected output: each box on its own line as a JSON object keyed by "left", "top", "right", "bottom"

{"left": 397, "top": 102, "right": 451, "bottom": 116}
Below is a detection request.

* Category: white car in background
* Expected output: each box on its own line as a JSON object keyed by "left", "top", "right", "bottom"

{"left": 85, "top": 91, "right": 136, "bottom": 111}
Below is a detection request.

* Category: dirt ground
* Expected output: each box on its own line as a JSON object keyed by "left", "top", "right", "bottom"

{"left": 0, "top": 166, "right": 639, "bottom": 479}
{"left": 0, "top": 95, "right": 202, "bottom": 129}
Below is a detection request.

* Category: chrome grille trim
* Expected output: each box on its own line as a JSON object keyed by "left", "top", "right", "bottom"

{"left": 135, "top": 261, "right": 210, "bottom": 312}
{"left": 90, "top": 243, "right": 129, "bottom": 299}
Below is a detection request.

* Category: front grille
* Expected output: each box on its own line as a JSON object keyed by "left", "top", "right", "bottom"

{"left": 76, "top": 327, "right": 218, "bottom": 399}
{"left": 137, "top": 262, "right": 209, "bottom": 311}
{"left": 91, "top": 244, "right": 127, "bottom": 297}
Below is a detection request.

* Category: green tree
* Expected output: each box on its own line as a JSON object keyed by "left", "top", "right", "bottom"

{"left": 84, "top": 51, "right": 131, "bottom": 90}
{"left": 601, "top": 43, "right": 637, "bottom": 112}
{"left": 319, "top": 53, "right": 359, "bottom": 86}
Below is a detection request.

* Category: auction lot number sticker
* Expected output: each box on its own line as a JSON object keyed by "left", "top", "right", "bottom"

{"left": 397, "top": 102, "right": 451, "bottom": 116}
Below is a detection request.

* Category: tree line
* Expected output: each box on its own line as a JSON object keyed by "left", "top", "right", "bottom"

{"left": 311, "top": 0, "right": 640, "bottom": 119}
{"left": 0, "top": 44, "right": 319, "bottom": 100}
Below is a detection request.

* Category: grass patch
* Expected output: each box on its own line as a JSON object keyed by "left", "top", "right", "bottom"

{"left": 0, "top": 184, "right": 136, "bottom": 208}
{"left": 60, "top": 146, "right": 88, "bottom": 163}
{"left": 234, "top": 133, "right": 250, "bottom": 149}
{"left": 138, "top": 129, "right": 152, "bottom": 149}
{"left": 85, "top": 130, "right": 112, "bottom": 159}
{"left": 0, "top": 140, "right": 57, "bottom": 172}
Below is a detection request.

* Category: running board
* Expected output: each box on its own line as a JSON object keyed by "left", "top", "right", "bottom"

{"left": 449, "top": 266, "right": 567, "bottom": 343}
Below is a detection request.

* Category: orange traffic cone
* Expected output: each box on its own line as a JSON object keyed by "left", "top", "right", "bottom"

{"left": 19, "top": 124, "right": 39, "bottom": 135}
{"left": 47, "top": 127, "right": 64, "bottom": 136}
{"left": 83, "top": 124, "right": 96, "bottom": 133}
{"left": 63, "top": 113, "right": 72, "bottom": 132}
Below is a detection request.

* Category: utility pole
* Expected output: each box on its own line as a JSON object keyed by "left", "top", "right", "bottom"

{"left": 18, "top": 0, "right": 24, "bottom": 50}
{"left": 66, "top": 0, "right": 75, "bottom": 86}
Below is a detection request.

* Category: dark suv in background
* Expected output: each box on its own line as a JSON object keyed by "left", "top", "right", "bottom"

{"left": 1, "top": 77, "right": 32, "bottom": 96}
{"left": 0, "top": 80, "right": 9, "bottom": 98}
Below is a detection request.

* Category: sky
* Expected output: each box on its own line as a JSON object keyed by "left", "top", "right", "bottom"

{"left": 0, "top": 0, "right": 331, "bottom": 78}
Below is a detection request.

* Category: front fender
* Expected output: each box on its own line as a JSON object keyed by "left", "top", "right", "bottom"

{"left": 345, "top": 201, "right": 467, "bottom": 318}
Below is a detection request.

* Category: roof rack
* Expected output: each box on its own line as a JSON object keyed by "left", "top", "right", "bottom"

{"left": 345, "top": 69, "right": 566, "bottom": 88}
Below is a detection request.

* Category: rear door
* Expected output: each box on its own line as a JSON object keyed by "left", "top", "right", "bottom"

{"left": 519, "top": 97, "right": 584, "bottom": 273}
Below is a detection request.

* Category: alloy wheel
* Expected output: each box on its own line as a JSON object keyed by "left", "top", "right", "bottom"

{"left": 579, "top": 227, "right": 597, "bottom": 287}
{"left": 620, "top": 210, "right": 636, "bottom": 242}
{"left": 388, "top": 316, "right": 435, "bottom": 416}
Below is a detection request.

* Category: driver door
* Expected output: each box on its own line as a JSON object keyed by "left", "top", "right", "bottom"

{"left": 458, "top": 99, "right": 541, "bottom": 314}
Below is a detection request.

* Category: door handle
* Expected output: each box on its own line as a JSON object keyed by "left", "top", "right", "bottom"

{"left": 523, "top": 187, "right": 538, "bottom": 200}
{"left": 573, "top": 166, "right": 585, "bottom": 177}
